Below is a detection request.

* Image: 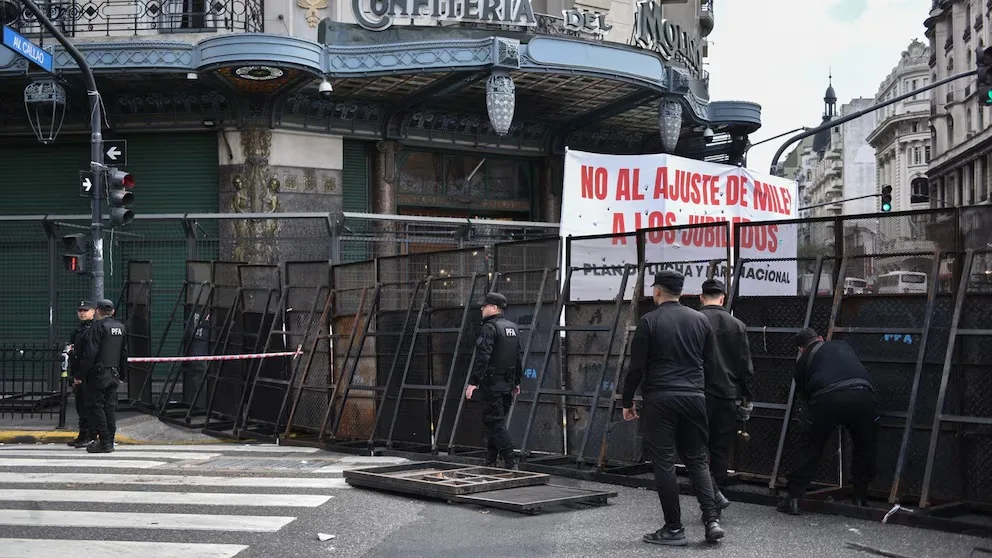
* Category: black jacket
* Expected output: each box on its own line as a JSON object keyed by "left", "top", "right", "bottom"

{"left": 622, "top": 301, "right": 713, "bottom": 408}
{"left": 699, "top": 305, "right": 755, "bottom": 401}
{"left": 80, "top": 316, "right": 129, "bottom": 388}
{"left": 69, "top": 319, "right": 93, "bottom": 381}
{"left": 469, "top": 314, "right": 523, "bottom": 392}
{"left": 794, "top": 340, "right": 873, "bottom": 402}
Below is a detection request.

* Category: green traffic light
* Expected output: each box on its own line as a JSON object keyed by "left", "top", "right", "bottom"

{"left": 987, "top": 90, "right": 992, "bottom": 104}
{"left": 882, "top": 203, "right": 892, "bottom": 212}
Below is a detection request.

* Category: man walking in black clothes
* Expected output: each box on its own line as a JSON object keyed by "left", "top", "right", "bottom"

{"left": 698, "top": 278, "right": 755, "bottom": 514}
{"left": 621, "top": 270, "right": 724, "bottom": 546}
{"left": 67, "top": 300, "right": 96, "bottom": 448}
{"left": 465, "top": 292, "right": 523, "bottom": 470}
{"left": 777, "top": 327, "right": 878, "bottom": 514}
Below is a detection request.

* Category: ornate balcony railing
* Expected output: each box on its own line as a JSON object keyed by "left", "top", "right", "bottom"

{"left": 0, "top": 0, "right": 262, "bottom": 38}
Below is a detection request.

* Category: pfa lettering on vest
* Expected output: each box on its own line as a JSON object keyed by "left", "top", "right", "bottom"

{"left": 504, "top": 328, "right": 517, "bottom": 337}
{"left": 110, "top": 327, "right": 124, "bottom": 336}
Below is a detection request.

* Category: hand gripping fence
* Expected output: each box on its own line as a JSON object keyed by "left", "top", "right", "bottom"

{"left": 127, "top": 345, "right": 303, "bottom": 364}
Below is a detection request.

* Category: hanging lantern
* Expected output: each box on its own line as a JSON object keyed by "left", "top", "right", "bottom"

{"left": 486, "top": 72, "right": 515, "bottom": 136}
{"left": 24, "top": 79, "right": 67, "bottom": 145}
{"left": 658, "top": 99, "right": 683, "bottom": 153}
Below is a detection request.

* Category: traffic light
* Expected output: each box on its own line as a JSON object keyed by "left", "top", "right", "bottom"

{"left": 977, "top": 46, "right": 992, "bottom": 107}
{"left": 106, "top": 167, "right": 135, "bottom": 227}
{"left": 61, "top": 234, "right": 88, "bottom": 274}
{"left": 880, "top": 185, "right": 893, "bottom": 212}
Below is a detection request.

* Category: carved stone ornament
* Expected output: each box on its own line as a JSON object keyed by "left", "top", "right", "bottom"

{"left": 231, "top": 127, "right": 280, "bottom": 263}
{"left": 297, "top": 0, "right": 328, "bottom": 28}
{"left": 486, "top": 73, "right": 516, "bottom": 136}
{"left": 658, "top": 99, "right": 683, "bottom": 153}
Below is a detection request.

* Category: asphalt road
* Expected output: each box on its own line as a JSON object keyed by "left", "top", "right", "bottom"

{"left": 0, "top": 443, "right": 986, "bottom": 558}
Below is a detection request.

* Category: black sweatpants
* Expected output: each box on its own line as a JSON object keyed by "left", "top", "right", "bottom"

{"left": 87, "top": 380, "right": 119, "bottom": 445}
{"left": 787, "top": 388, "right": 878, "bottom": 498}
{"left": 73, "top": 383, "right": 93, "bottom": 440}
{"left": 642, "top": 393, "right": 718, "bottom": 529}
{"left": 706, "top": 395, "right": 737, "bottom": 490}
{"left": 479, "top": 389, "right": 515, "bottom": 464}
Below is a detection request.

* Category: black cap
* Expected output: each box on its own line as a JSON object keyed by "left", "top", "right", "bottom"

{"left": 97, "top": 298, "right": 115, "bottom": 312}
{"left": 701, "top": 279, "right": 726, "bottom": 295}
{"left": 793, "top": 327, "right": 820, "bottom": 348}
{"left": 77, "top": 300, "right": 95, "bottom": 310}
{"left": 651, "top": 270, "right": 684, "bottom": 293}
{"left": 483, "top": 292, "right": 507, "bottom": 309}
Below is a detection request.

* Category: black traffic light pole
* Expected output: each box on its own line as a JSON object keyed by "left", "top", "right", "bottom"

{"left": 769, "top": 70, "right": 979, "bottom": 175}
{"left": 19, "top": 0, "right": 105, "bottom": 302}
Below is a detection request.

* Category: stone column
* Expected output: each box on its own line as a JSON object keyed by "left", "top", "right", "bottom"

{"left": 373, "top": 141, "right": 398, "bottom": 257}
{"left": 221, "top": 126, "right": 280, "bottom": 264}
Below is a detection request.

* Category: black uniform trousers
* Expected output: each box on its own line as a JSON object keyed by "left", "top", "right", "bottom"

{"left": 87, "top": 373, "right": 119, "bottom": 444}
{"left": 478, "top": 388, "right": 515, "bottom": 463}
{"left": 706, "top": 395, "right": 737, "bottom": 490}
{"left": 73, "top": 384, "right": 92, "bottom": 440}
{"left": 787, "top": 388, "right": 878, "bottom": 498}
{"left": 642, "top": 393, "right": 718, "bottom": 529}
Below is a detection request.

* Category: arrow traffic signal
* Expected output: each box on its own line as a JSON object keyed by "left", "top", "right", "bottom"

{"left": 977, "top": 46, "right": 992, "bottom": 107}
{"left": 106, "top": 167, "right": 135, "bottom": 227}
{"left": 61, "top": 234, "right": 88, "bottom": 274}
{"left": 880, "top": 185, "right": 893, "bottom": 212}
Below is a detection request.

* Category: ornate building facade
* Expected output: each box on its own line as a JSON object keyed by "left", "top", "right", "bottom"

{"left": 0, "top": 0, "right": 758, "bottom": 233}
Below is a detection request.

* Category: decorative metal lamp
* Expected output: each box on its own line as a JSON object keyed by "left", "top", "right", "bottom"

{"left": 24, "top": 79, "right": 67, "bottom": 145}
{"left": 486, "top": 72, "right": 516, "bottom": 136}
{"left": 658, "top": 99, "right": 683, "bottom": 153}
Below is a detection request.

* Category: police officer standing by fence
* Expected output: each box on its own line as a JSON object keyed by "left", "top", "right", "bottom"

{"left": 621, "top": 270, "right": 724, "bottom": 546}
{"left": 465, "top": 292, "right": 523, "bottom": 470}
{"left": 80, "top": 299, "right": 128, "bottom": 454}
{"left": 778, "top": 327, "right": 878, "bottom": 515}
{"left": 66, "top": 300, "right": 96, "bottom": 448}
{"left": 698, "top": 278, "right": 755, "bottom": 514}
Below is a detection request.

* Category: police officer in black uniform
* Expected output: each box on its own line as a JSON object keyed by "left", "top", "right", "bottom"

{"left": 465, "top": 292, "right": 523, "bottom": 470}
{"left": 80, "top": 298, "right": 128, "bottom": 454}
{"left": 777, "top": 327, "right": 878, "bottom": 515}
{"left": 622, "top": 270, "right": 724, "bottom": 546}
{"left": 698, "top": 278, "right": 755, "bottom": 513}
{"left": 67, "top": 300, "right": 97, "bottom": 448}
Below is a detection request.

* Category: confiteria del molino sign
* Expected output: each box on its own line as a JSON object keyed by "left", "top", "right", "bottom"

{"left": 632, "top": 0, "right": 703, "bottom": 75}
{"left": 352, "top": 0, "right": 537, "bottom": 31}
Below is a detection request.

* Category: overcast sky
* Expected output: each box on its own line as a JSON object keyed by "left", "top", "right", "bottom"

{"left": 706, "top": 0, "right": 931, "bottom": 174}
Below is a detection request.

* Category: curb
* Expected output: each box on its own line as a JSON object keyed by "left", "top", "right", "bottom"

{"left": 0, "top": 430, "right": 236, "bottom": 446}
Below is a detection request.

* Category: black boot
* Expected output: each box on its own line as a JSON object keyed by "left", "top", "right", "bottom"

{"left": 776, "top": 496, "right": 801, "bottom": 515}
{"left": 501, "top": 451, "right": 519, "bottom": 471}
{"left": 483, "top": 448, "right": 498, "bottom": 468}
{"left": 86, "top": 439, "right": 114, "bottom": 454}
{"left": 68, "top": 436, "right": 93, "bottom": 448}
{"left": 643, "top": 527, "right": 687, "bottom": 547}
{"left": 704, "top": 520, "right": 725, "bottom": 543}
{"left": 715, "top": 490, "right": 731, "bottom": 511}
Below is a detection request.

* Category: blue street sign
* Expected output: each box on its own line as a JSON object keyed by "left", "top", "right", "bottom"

{"left": 2, "top": 25, "right": 53, "bottom": 73}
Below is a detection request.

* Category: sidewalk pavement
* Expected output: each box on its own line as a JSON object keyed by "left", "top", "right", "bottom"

{"left": 0, "top": 396, "right": 229, "bottom": 445}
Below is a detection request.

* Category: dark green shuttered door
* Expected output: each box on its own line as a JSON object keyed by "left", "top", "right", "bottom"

{"left": 341, "top": 140, "right": 371, "bottom": 263}
{"left": 0, "top": 133, "right": 218, "bottom": 342}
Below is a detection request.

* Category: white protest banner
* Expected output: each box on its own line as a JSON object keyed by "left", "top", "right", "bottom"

{"left": 561, "top": 149, "right": 798, "bottom": 301}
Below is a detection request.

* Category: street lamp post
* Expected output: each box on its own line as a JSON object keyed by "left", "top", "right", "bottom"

{"left": 18, "top": 0, "right": 105, "bottom": 302}
{"left": 769, "top": 70, "right": 979, "bottom": 175}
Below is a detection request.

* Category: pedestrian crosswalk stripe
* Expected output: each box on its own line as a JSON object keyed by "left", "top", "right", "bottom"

{"left": 0, "top": 444, "right": 319, "bottom": 454}
{"left": 0, "top": 539, "right": 248, "bottom": 558}
{"left": 0, "top": 509, "right": 296, "bottom": 532}
{"left": 0, "top": 472, "right": 349, "bottom": 489}
{"left": 0, "top": 450, "right": 219, "bottom": 460}
{"left": 0, "top": 458, "right": 165, "bottom": 469}
{"left": 0, "top": 489, "right": 332, "bottom": 507}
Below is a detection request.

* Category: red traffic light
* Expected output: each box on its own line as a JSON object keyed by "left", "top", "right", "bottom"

{"left": 109, "top": 169, "right": 135, "bottom": 189}
{"left": 982, "top": 46, "right": 992, "bottom": 67}
{"left": 68, "top": 256, "right": 79, "bottom": 271}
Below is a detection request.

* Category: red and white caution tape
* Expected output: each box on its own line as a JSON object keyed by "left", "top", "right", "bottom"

{"left": 128, "top": 346, "right": 303, "bottom": 364}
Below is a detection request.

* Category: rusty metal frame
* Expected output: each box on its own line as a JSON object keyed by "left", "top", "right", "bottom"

{"left": 516, "top": 232, "right": 635, "bottom": 465}
{"left": 920, "top": 248, "right": 992, "bottom": 510}
{"left": 151, "top": 276, "right": 215, "bottom": 416}
{"left": 235, "top": 269, "right": 333, "bottom": 442}
{"left": 200, "top": 264, "right": 283, "bottom": 438}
